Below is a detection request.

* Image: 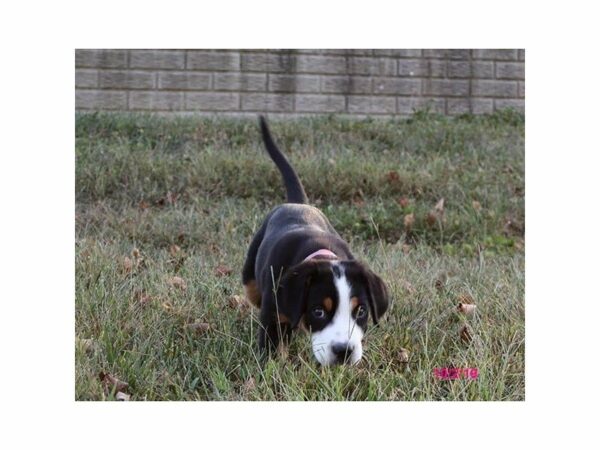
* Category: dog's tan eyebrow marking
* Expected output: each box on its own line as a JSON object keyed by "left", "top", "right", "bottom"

{"left": 323, "top": 297, "right": 333, "bottom": 312}
{"left": 350, "top": 296, "right": 359, "bottom": 310}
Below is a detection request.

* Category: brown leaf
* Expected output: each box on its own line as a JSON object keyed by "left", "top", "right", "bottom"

{"left": 426, "top": 211, "right": 438, "bottom": 227}
{"left": 131, "top": 248, "right": 141, "bottom": 260}
{"left": 472, "top": 200, "right": 482, "bottom": 212}
{"left": 139, "top": 200, "right": 149, "bottom": 211}
{"left": 76, "top": 338, "right": 98, "bottom": 355}
{"left": 434, "top": 198, "right": 445, "bottom": 214}
{"left": 243, "top": 377, "right": 256, "bottom": 392}
{"left": 398, "top": 348, "right": 410, "bottom": 363}
{"left": 228, "top": 294, "right": 249, "bottom": 311}
{"left": 434, "top": 278, "right": 445, "bottom": 291}
{"left": 403, "top": 213, "right": 415, "bottom": 229}
{"left": 168, "top": 276, "right": 187, "bottom": 290}
{"left": 161, "top": 301, "right": 173, "bottom": 311}
{"left": 139, "top": 294, "right": 153, "bottom": 306}
{"left": 398, "top": 197, "right": 410, "bottom": 208}
{"left": 460, "top": 325, "right": 473, "bottom": 343}
{"left": 122, "top": 256, "right": 133, "bottom": 274}
{"left": 115, "top": 391, "right": 130, "bottom": 401}
{"left": 386, "top": 171, "right": 400, "bottom": 183}
{"left": 166, "top": 191, "right": 178, "bottom": 205}
{"left": 457, "top": 293, "right": 475, "bottom": 304}
{"left": 457, "top": 303, "right": 477, "bottom": 315}
{"left": 215, "top": 265, "right": 233, "bottom": 277}
{"left": 169, "top": 244, "right": 181, "bottom": 257}
{"left": 99, "top": 372, "right": 129, "bottom": 393}
{"left": 187, "top": 321, "right": 211, "bottom": 335}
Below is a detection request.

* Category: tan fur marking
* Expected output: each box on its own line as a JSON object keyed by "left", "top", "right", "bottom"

{"left": 351, "top": 296, "right": 360, "bottom": 310}
{"left": 244, "top": 280, "right": 261, "bottom": 308}
{"left": 323, "top": 297, "right": 333, "bottom": 312}
{"left": 278, "top": 313, "right": 290, "bottom": 324}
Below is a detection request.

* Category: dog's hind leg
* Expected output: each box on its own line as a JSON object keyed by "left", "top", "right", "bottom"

{"left": 242, "top": 221, "right": 267, "bottom": 308}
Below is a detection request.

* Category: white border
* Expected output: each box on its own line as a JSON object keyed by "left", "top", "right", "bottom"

{"left": 3, "top": 0, "right": 600, "bottom": 448}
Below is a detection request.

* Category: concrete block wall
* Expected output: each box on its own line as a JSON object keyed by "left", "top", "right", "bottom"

{"left": 75, "top": 49, "right": 525, "bottom": 117}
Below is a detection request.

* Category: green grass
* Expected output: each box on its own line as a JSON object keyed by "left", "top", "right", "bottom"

{"left": 75, "top": 110, "right": 524, "bottom": 401}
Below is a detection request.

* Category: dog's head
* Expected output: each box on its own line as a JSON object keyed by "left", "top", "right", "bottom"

{"left": 278, "top": 259, "right": 389, "bottom": 366}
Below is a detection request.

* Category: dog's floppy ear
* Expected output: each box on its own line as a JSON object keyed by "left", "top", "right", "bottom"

{"left": 363, "top": 268, "right": 389, "bottom": 324}
{"left": 346, "top": 262, "right": 389, "bottom": 324}
{"left": 278, "top": 261, "right": 322, "bottom": 328}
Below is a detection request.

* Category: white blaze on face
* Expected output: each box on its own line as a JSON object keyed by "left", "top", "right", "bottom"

{"left": 311, "top": 263, "right": 364, "bottom": 366}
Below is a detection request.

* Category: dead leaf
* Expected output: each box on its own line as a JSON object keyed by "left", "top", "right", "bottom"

{"left": 426, "top": 211, "right": 438, "bottom": 227}
{"left": 460, "top": 325, "right": 473, "bottom": 343}
{"left": 166, "top": 191, "right": 178, "bottom": 205}
{"left": 76, "top": 338, "right": 98, "bottom": 355}
{"left": 457, "top": 293, "right": 475, "bottom": 304}
{"left": 99, "top": 372, "right": 129, "bottom": 393}
{"left": 131, "top": 248, "right": 141, "bottom": 260}
{"left": 403, "top": 213, "right": 415, "bottom": 229}
{"left": 115, "top": 391, "right": 130, "bottom": 401}
{"left": 169, "top": 244, "right": 181, "bottom": 257}
{"left": 457, "top": 303, "right": 477, "bottom": 315}
{"left": 472, "top": 200, "right": 482, "bottom": 212}
{"left": 243, "top": 377, "right": 256, "bottom": 392}
{"left": 139, "top": 294, "right": 153, "bottom": 306}
{"left": 139, "top": 200, "right": 149, "bottom": 211}
{"left": 401, "top": 244, "right": 411, "bottom": 254}
{"left": 168, "top": 276, "right": 187, "bottom": 290}
{"left": 215, "top": 265, "right": 233, "bottom": 277}
{"left": 122, "top": 256, "right": 133, "bottom": 274}
{"left": 398, "top": 348, "right": 410, "bottom": 363}
{"left": 434, "top": 198, "right": 445, "bottom": 214}
{"left": 161, "top": 301, "right": 173, "bottom": 311}
{"left": 398, "top": 197, "right": 410, "bottom": 208}
{"left": 434, "top": 278, "right": 445, "bottom": 291}
{"left": 228, "top": 295, "right": 249, "bottom": 311}
{"left": 187, "top": 321, "right": 211, "bottom": 335}
{"left": 386, "top": 171, "right": 400, "bottom": 183}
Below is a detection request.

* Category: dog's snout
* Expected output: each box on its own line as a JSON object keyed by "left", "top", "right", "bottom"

{"left": 331, "top": 342, "right": 354, "bottom": 363}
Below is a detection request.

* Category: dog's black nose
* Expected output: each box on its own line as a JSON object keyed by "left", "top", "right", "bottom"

{"left": 331, "top": 343, "right": 354, "bottom": 363}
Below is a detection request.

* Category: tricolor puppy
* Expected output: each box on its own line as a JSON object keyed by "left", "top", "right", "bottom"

{"left": 242, "top": 117, "right": 389, "bottom": 366}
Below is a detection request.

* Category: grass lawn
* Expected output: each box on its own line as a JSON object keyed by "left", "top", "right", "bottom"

{"left": 75, "top": 110, "right": 525, "bottom": 401}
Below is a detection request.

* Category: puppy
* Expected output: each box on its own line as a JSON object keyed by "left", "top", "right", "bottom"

{"left": 242, "top": 117, "right": 389, "bottom": 366}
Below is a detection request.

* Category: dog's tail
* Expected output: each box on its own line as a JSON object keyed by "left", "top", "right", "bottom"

{"left": 259, "top": 116, "right": 308, "bottom": 204}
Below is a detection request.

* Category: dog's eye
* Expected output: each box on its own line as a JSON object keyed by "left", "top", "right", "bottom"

{"left": 355, "top": 306, "right": 367, "bottom": 319}
{"left": 312, "top": 307, "right": 326, "bottom": 319}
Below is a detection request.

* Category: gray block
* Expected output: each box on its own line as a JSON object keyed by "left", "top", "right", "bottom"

{"left": 158, "top": 72, "right": 211, "bottom": 90}
{"left": 473, "top": 49, "right": 518, "bottom": 60}
{"left": 75, "top": 70, "right": 98, "bottom": 88}
{"left": 241, "top": 93, "right": 294, "bottom": 112}
{"left": 241, "top": 53, "right": 298, "bottom": 73}
{"left": 373, "top": 78, "right": 421, "bottom": 95}
{"left": 214, "top": 73, "right": 266, "bottom": 91}
{"left": 472, "top": 80, "right": 518, "bottom": 97}
{"left": 185, "top": 92, "right": 239, "bottom": 110}
{"left": 130, "top": 50, "right": 185, "bottom": 69}
{"left": 75, "top": 90, "right": 127, "bottom": 110}
{"left": 423, "top": 49, "right": 471, "bottom": 59}
{"left": 295, "top": 95, "right": 345, "bottom": 112}
{"left": 76, "top": 49, "right": 127, "bottom": 68}
{"left": 422, "top": 79, "right": 470, "bottom": 96}
{"left": 269, "top": 75, "right": 320, "bottom": 93}
{"left": 98, "top": 70, "right": 155, "bottom": 89}
{"left": 397, "top": 98, "right": 445, "bottom": 114}
{"left": 348, "top": 96, "right": 396, "bottom": 114}
{"left": 130, "top": 91, "right": 184, "bottom": 110}
{"left": 495, "top": 99, "right": 525, "bottom": 112}
{"left": 448, "top": 61, "right": 493, "bottom": 78}
{"left": 187, "top": 51, "right": 240, "bottom": 71}
{"left": 321, "top": 76, "right": 372, "bottom": 94}
{"left": 496, "top": 62, "right": 525, "bottom": 80}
